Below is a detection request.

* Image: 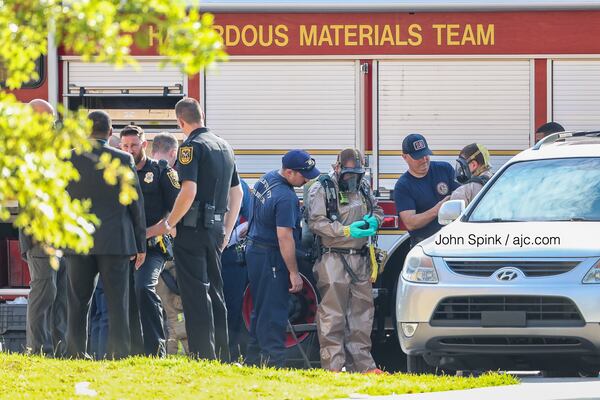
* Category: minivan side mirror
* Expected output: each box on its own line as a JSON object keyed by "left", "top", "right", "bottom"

{"left": 438, "top": 199, "right": 465, "bottom": 225}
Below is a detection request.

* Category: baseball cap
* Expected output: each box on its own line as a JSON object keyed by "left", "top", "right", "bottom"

{"left": 402, "top": 133, "right": 433, "bottom": 160}
{"left": 282, "top": 149, "right": 321, "bottom": 179}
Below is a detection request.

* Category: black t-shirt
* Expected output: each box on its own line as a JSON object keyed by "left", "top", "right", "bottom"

{"left": 176, "top": 127, "right": 240, "bottom": 213}
{"left": 138, "top": 158, "right": 180, "bottom": 226}
{"left": 394, "top": 161, "right": 459, "bottom": 240}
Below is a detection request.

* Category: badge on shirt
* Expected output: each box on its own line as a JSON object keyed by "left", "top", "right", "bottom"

{"left": 167, "top": 169, "right": 181, "bottom": 189}
{"left": 144, "top": 171, "right": 154, "bottom": 184}
{"left": 179, "top": 146, "right": 193, "bottom": 165}
{"left": 437, "top": 182, "right": 449, "bottom": 196}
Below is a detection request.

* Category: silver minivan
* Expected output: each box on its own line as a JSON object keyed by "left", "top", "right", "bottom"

{"left": 396, "top": 132, "right": 600, "bottom": 376}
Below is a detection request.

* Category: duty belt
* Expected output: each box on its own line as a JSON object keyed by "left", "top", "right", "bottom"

{"left": 246, "top": 238, "right": 278, "bottom": 250}
{"left": 199, "top": 211, "right": 225, "bottom": 222}
{"left": 320, "top": 246, "right": 368, "bottom": 284}
{"left": 147, "top": 234, "right": 174, "bottom": 260}
{"left": 321, "top": 246, "right": 369, "bottom": 257}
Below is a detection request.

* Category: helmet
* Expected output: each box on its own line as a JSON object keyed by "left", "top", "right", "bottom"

{"left": 336, "top": 148, "right": 365, "bottom": 192}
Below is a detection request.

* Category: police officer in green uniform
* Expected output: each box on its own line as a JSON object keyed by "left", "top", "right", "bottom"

{"left": 120, "top": 125, "right": 180, "bottom": 357}
{"left": 149, "top": 98, "right": 243, "bottom": 361}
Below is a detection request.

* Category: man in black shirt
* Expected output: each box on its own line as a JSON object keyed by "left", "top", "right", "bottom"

{"left": 120, "top": 125, "right": 180, "bottom": 357}
{"left": 149, "top": 98, "right": 243, "bottom": 361}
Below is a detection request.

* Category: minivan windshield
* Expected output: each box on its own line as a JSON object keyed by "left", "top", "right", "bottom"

{"left": 469, "top": 158, "right": 600, "bottom": 222}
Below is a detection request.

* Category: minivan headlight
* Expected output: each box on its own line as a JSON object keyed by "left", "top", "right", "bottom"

{"left": 582, "top": 260, "right": 600, "bottom": 284}
{"left": 401, "top": 246, "right": 438, "bottom": 284}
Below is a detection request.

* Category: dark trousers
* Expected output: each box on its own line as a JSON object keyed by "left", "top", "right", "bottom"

{"left": 131, "top": 250, "right": 166, "bottom": 357}
{"left": 128, "top": 263, "right": 145, "bottom": 356}
{"left": 64, "top": 254, "right": 131, "bottom": 359}
{"left": 245, "top": 245, "right": 289, "bottom": 368}
{"left": 221, "top": 245, "right": 248, "bottom": 360}
{"left": 25, "top": 254, "right": 67, "bottom": 355}
{"left": 89, "top": 279, "right": 108, "bottom": 359}
{"left": 174, "top": 226, "right": 229, "bottom": 361}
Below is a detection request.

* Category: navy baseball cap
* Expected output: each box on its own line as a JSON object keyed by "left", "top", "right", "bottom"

{"left": 402, "top": 133, "right": 433, "bottom": 159}
{"left": 282, "top": 149, "right": 320, "bottom": 179}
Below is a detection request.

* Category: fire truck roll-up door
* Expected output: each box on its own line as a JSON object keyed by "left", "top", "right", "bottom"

{"left": 63, "top": 60, "right": 187, "bottom": 136}
{"left": 376, "top": 60, "right": 532, "bottom": 190}
{"left": 204, "top": 60, "right": 360, "bottom": 184}
{"left": 553, "top": 60, "right": 600, "bottom": 131}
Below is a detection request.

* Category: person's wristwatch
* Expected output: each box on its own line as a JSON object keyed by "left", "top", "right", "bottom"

{"left": 164, "top": 219, "right": 173, "bottom": 231}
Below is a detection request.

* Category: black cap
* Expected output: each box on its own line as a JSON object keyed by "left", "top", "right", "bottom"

{"left": 402, "top": 133, "right": 433, "bottom": 159}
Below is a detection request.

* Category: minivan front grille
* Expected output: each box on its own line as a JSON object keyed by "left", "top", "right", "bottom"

{"left": 431, "top": 296, "right": 584, "bottom": 327}
{"left": 438, "top": 337, "right": 582, "bottom": 346}
{"left": 445, "top": 260, "right": 578, "bottom": 277}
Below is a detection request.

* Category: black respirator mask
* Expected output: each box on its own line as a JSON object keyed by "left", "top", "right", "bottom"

{"left": 338, "top": 173, "right": 360, "bottom": 192}
{"left": 336, "top": 149, "right": 366, "bottom": 193}
{"left": 455, "top": 157, "right": 472, "bottom": 184}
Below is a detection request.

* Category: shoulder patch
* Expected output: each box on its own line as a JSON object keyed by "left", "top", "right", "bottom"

{"left": 178, "top": 146, "right": 193, "bottom": 165}
{"left": 167, "top": 169, "right": 181, "bottom": 189}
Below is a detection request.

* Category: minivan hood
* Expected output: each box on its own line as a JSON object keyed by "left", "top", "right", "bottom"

{"left": 422, "top": 220, "right": 600, "bottom": 258}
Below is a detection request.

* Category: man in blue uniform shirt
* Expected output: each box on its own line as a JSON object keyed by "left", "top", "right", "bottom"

{"left": 394, "top": 134, "right": 460, "bottom": 247}
{"left": 245, "top": 150, "right": 320, "bottom": 368}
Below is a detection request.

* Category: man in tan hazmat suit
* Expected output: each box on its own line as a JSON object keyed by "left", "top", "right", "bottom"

{"left": 307, "top": 148, "right": 384, "bottom": 373}
{"left": 451, "top": 143, "right": 493, "bottom": 207}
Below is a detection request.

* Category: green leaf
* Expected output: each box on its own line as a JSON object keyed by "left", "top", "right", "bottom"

{"left": 0, "top": 0, "right": 226, "bottom": 253}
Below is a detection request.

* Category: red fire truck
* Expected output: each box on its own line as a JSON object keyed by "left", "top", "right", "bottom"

{"left": 2, "top": 0, "right": 600, "bottom": 367}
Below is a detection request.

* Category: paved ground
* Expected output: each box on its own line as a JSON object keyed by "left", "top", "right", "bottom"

{"left": 356, "top": 377, "right": 600, "bottom": 400}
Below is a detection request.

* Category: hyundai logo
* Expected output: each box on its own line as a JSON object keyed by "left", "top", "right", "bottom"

{"left": 496, "top": 268, "right": 520, "bottom": 281}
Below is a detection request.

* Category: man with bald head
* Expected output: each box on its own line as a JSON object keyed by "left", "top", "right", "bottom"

{"left": 19, "top": 99, "right": 67, "bottom": 355}
{"left": 28, "top": 98, "right": 55, "bottom": 116}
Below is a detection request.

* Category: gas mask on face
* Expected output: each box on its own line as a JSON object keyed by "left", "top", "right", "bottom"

{"left": 336, "top": 149, "right": 366, "bottom": 193}
{"left": 339, "top": 172, "right": 363, "bottom": 192}
{"left": 455, "top": 157, "right": 471, "bottom": 184}
{"left": 455, "top": 144, "right": 491, "bottom": 184}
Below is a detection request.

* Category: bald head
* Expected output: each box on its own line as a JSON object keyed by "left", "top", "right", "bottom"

{"left": 28, "top": 99, "right": 55, "bottom": 118}
{"left": 108, "top": 135, "right": 121, "bottom": 148}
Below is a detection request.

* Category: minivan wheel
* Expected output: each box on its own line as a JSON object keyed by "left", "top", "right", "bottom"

{"left": 407, "top": 355, "right": 437, "bottom": 374}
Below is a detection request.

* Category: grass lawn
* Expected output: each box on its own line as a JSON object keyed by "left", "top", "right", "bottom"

{"left": 0, "top": 353, "right": 517, "bottom": 399}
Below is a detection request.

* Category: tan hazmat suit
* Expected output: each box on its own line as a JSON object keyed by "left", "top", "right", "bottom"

{"left": 450, "top": 170, "right": 493, "bottom": 206}
{"left": 307, "top": 175, "right": 383, "bottom": 372}
{"left": 155, "top": 261, "right": 189, "bottom": 354}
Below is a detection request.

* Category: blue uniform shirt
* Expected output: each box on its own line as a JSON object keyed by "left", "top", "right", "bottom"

{"left": 394, "top": 161, "right": 460, "bottom": 241}
{"left": 239, "top": 179, "right": 251, "bottom": 221}
{"left": 248, "top": 170, "right": 301, "bottom": 245}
